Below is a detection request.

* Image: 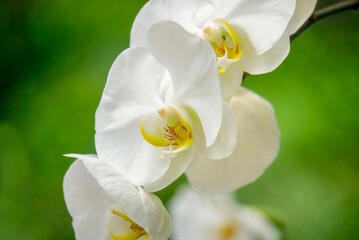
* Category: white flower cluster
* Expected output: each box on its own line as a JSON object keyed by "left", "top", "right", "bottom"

{"left": 63, "top": 0, "right": 316, "bottom": 239}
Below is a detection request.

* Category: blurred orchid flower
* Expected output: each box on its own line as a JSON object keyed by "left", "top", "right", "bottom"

{"left": 169, "top": 185, "right": 280, "bottom": 240}
{"left": 131, "top": 0, "right": 317, "bottom": 100}
{"left": 63, "top": 155, "right": 171, "bottom": 240}
{"left": 95, "top": 21, "right": 238, "bottom": 192}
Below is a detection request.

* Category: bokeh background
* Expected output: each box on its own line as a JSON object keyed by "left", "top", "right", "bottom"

{"left": 0, "top": 0, "right": 358, "bottom": 239}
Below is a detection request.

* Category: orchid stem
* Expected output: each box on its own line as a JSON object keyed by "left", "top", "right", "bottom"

{"left": 291, "top": 0, "right": 359, "bottom": 41}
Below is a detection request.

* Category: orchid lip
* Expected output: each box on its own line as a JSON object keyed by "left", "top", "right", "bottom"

{"left": 140, "top": 105, "right": 193, "bottom": 157}
{"left": 108, "top": 208, "right": 149, "bottom": 240}
{"left": 216, "top": 220, "right": 238, "bottom": 240}
{"left": 202, "top": 18, "right": 243, "bottom": 73}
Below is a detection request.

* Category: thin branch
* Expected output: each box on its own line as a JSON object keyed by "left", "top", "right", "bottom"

{"left": 291, "top": 0, "right": 359, "bottom": 41}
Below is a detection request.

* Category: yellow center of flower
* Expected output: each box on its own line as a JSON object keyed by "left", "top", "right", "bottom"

{"left": 217, "top": 221, "right": 237, "bottom": 240}
{"left": 140, "top": 106, "right": 193, "bottom": 155}
{"left": 108, "top": 208, "right": 149, "bottom": 240}
{"left": 202, "top": 18, "right": 243, "bottom": 73}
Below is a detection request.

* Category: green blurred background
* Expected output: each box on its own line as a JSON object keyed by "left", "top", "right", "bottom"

{"left": 0, "top": 0, "right": 358, "bottom": 239}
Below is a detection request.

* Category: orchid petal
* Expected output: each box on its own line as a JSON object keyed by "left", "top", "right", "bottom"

{"left": 186, "top": 88, "right": 280, "bottom": 192}
{"left": 219, "top": 62, "right": 243, "bottom": 101}
{"left": 64, "top": 155, "right": 148, "bottom": 229}
{"left": 237, "top": 29, "right": 290, "bottom": 75}
{"left": 95, "top": 47, "right": 172, "bottom": 186}
{"left": 143, "top": 142, "right": 197, "bottom": 192}
{"left": 96, "top": 116, "right": 171, "bottom": 187}
{"left": 130, "top": 0, "right": 200, "bottom": 47}
{"left": 139, "top": 188, "right": 172, "bottom": 240}
{"left": 202, "top": 101, "right": 237, "bottom": 159}
{"left": 194, "top": 1, "right": 215, "bottom": 28}
{"left": 147, "top": 21, "right": 222, "bottom": 147}
{"left": 288, "top": 0, "right": 317, "bottom": 35}
{"left": 63, "top": 159, "right": 112, "bottom": 240}
{"left": 169, "top": 186, "right": 215, "bottom": 240}
{"left": 64, "top": 157, "right": 171, "bottom": 240}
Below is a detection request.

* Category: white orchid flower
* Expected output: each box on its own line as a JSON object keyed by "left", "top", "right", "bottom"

{"left": 96, "top": 20, "right": 279, "bottom": 192}
{"left": 63, "top": 155, "right": 171, "bottom": 240}
{"left": 186, "top": 88, "right": 280, "bottom": 193}
{"left": 130, "top": 0, "right": 317, "bottom": 100}
{"left": 95, "top": 21, "right": 237, "bottom": 192}
{"left": 169, "top": 185, "right": 280, "bottom": 240}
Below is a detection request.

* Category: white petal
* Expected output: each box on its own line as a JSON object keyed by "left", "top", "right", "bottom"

{"left": 202, "top": 101, "right": 237, "bottom": 159}
{"left": 194, "top": 1, "right": 215, "bottom": 27}
{"left": 186, "top": 88, "right": 280, "bottom": 192}
{"left": 65, "top": 155, "right": 148, "bottom": 229}
{"left": 210, "top": 0, "right": 296, "bottom": 55}
{"left": 237, "top": 28, "right": 290, "bottom": 75}
{"left": 130, "top": 0, "right": 201, "bottom": 47}
{"left": 95, "top": 47, "right": 172, "bottom": 186}
{"left": 288, "top": 0, "right": 317, "bottom": 34}
{"left": 139, "top": 188, "right": 172, "bottom": 240}
{"left": 64, "top": 157, "right": 171, "bottom": 239}
{"left": 169, "top": 186, "right": 219, "bottom": 240}
{"left": 143, "top": 141, "right": 197, "bottom": 192}
{"left": 219, "top": 61, "right": 243, "bottom": 101}
{"left": 147, "top": 21, "right": 222, "bottom": 147}
{"left": 96, "top": 113, "right": 171, "bottom": 187}
{"left": 235, "top": 206, "right": 280, "bottom": 240}
{"left": 98, "top": 47, "right": 164, "bottom": 114}
{"left": 63, "top": 159, "right": 113, "bottom": 240}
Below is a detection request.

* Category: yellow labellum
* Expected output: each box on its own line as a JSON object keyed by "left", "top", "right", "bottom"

{"left": 108, "top": 209, "right": 149, "bottom": 240}
{"left": 202, "top": 18, "right": 243, "bottom": 73}
{"left": 140, "top": 106, "right": 193, "bottom": 153}
{"left": 217, "top": 221, "right": 237, "bottom": 240}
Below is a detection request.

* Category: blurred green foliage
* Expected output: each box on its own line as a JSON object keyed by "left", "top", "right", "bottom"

{"left": 0, "top": 0, "right": 358, "bottom": 239}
